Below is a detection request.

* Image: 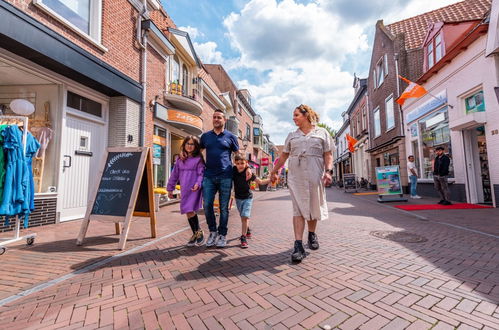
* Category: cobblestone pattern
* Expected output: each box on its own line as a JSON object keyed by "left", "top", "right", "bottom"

{"left": 0, "top": 189, "right": 498, "bottom": 329}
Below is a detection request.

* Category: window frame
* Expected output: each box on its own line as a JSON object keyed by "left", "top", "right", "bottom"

{"left": 426, "top": 32, "right": 444, "bottom": 70}
{"left": 373, "top": 107, "right": 381, "bottom": 137}
{"left": 33, "top": 0, "right": 105, "bottom": 50}
{"left": 385, "top": 94, "right": 395, "bottom": 131}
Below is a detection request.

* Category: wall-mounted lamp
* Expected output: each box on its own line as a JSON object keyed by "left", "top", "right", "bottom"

{"left": 9, "top": 99, "right": 35, "bottom": 116}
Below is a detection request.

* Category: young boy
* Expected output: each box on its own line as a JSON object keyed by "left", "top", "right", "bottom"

{"left": 233, "top": 153, "right": 270, "bottom": 248}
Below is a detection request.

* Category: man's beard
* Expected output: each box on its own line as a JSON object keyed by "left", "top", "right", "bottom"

{"left": 213, "top": 122, "right": 224, "bottom": 129}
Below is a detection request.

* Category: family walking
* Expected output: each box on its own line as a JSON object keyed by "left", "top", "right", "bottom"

{"left": 167, "top": 105, "right": 332, "bottom": 262}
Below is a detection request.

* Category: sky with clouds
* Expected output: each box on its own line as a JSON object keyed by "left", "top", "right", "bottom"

{"left": 162, "top": 0, "right": 462, "bottom": 144}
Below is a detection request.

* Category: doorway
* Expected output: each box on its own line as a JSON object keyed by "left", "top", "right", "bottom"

{"left": 464, "top": 126, "right": 491, "bottom": 204}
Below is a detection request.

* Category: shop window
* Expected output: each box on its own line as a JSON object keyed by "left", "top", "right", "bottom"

{"left": 374, "top": 107, "right": 381, "bottom": 137}
{"left": 385, "top": 95, "right": 395, "bottom": 130}
{"left": 153, "top": 126, "right": 167, "bottom": 187}
{"left": 418, "top": 108, "right": 453, "bottom": 179}
{"left": 34, "top": 0, "right": 102, "bottom": 42}
{"left": 465, "top": 91, "right": 485, "bottom": 114}
{"left": 67, "top": 91, "right": 102, "bottom": 118}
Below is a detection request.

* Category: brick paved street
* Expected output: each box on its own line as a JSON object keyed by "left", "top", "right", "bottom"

{"left": 0, "top": 187, "right": 498, "bottom": 329}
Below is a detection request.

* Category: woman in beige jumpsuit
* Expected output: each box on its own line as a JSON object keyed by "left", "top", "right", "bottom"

{"left": 271, "top": 104, "right": 333, "bottom": 262}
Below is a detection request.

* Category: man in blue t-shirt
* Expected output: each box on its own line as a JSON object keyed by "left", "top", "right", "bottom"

{"left": 200, "top": 109, "right": 239, "bottom": 248}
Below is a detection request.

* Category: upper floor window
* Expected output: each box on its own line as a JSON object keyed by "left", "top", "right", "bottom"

{"left": 182, "top": 64, "right": 189, "bottom": 95}
{"left": 172, "top": 56, "right": 180, "bottom": 83}
{"left": 385, "top": 95, "right": 395, "bottom": 130}
{"left": 373, "top": 54, "right": 388, "bottom": 88}
{"left": 362, "top": 106, "right": 367, "bottom": 131}
{"left": 246, "top": 124, "right": 251, "bottom": 140}
{"left": 427, "top": 33, "right": 443, "bottom": 69}
{"left": 34, "top": 0, "right": 102, "bottom": 43}
{"left": 374, "top": 107, "right": 381, "bottom": 137}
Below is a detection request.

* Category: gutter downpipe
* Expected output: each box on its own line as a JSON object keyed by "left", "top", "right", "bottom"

{"left": 394, "top": 53, "right": 404, "bottom": 136}
{"left": 138, "top": 0, "right": 148, "bottom": 147}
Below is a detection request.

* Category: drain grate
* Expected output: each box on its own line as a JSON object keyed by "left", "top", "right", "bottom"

{"left": 370, "top": 230, "right": 428, "bottom": 243}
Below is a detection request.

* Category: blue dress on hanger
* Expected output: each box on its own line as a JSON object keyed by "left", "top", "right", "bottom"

{"left": 0, "top": 125, "right": 40, "bottom": 227}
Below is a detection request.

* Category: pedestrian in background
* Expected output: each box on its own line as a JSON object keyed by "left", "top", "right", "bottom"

{"left": 407, "top": 155, "right": 421, "bottom": 199}
{"left": 271, "top": 104, "right": 333, "bottom": 262}
{"left": 167, "top": 136, "right": 205, "bottom": 246}
{"left": 433, "top": 146, "right": 452, "bottom": 205}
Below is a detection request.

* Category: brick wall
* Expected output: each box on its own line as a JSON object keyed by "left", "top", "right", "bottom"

{"left": 108, "top": 96, "right": 140, "bottom": 147}
{"left": 6, "top": 0, "right": 142, "bottom": 82}
{"left": 0, "top": 198, "right": 57, "bottom": 233}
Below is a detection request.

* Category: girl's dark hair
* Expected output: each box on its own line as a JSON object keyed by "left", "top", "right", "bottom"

{"left": 180, "top": 136, "right": 204, "bottom": 163}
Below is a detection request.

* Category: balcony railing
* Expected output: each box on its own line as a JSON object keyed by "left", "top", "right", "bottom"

{"left": 164, "top": 82, "right": 202, "bottom": 115}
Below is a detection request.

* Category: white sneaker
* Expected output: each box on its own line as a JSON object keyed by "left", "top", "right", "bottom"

{"left": 206, "top": 232, "right": 218, "bottom": 247}
{"left": 412, "top": 195, "right": 422, "bottom": 199}
{"left": 216, "top": 235, "right": 227, "bottom": 248}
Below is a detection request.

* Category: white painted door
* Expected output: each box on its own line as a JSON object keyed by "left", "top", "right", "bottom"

{"left": 60, "top": 115, "right": 106, "bottom": 221}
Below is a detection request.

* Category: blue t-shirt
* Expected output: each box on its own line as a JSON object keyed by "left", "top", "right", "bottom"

{"left": 200, "top": 130, "right": 239, "bottom": 178}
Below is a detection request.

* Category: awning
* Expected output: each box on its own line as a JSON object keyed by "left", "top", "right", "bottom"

{"left": 249, "top": 161, "right": 260, "bottom": 169}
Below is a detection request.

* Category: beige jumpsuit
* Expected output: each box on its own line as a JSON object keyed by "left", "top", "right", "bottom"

{"left": 284, "top": 127, "right": 333, "bottom": 221}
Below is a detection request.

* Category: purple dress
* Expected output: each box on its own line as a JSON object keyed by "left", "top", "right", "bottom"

{"left": 167, "top": 156, "right": 205, "bottom": 214}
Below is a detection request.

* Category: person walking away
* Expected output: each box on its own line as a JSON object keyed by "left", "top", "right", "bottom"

{"left": 433, "top": 146, "right": 452, "bottom": 205}
{"left": 167, "top": 136, "right": 205, "bottom": 246}
{"left": 271, "top": 104, "right": 333, "bottom": 262}
{"left": 200, "top": 109, "right": 251, "bottom": 248}
{"left": 233, "top": 152, "right": 270, "bottom": 248}
{"left": 407, "top": 155, "right": 421, "bottom": 199}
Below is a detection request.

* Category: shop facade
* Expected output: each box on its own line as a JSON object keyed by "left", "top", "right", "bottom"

{"left": 0, "top": 1, "right": 145, "bottom": 230}
{"left": 403, "top": 26, "right": 498, "bottom": 206}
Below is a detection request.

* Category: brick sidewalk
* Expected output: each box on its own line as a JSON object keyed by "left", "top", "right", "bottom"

{"left": 0, "top": 188, "right": 498, "bottom": 329}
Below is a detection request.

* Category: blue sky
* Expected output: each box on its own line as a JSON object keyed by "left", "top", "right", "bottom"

{"left": 162, "top": 0, "right": 460, "bottom": 144}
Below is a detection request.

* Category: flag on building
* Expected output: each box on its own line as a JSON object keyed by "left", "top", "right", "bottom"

{"left": 346, "top": 134, "right": 358, "bottom": 153}
{"left": 396, "top": 75, "right": 427, "bottom": 105}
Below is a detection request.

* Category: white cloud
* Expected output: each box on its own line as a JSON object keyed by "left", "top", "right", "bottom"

{"left": 178, "top": 25, "right": 203, "bottom": 39}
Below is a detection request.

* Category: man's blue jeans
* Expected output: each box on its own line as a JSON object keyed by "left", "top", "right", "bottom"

{"left": 202, "top": 176, "right": 232, "bottom": 236}
{"left": 409, "top": 175, "right": 418, "bottom": 196}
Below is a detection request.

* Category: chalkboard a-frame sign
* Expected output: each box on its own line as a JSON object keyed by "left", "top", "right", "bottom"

{"left": 76, "top": 147, "right": 157, "bottom": 250}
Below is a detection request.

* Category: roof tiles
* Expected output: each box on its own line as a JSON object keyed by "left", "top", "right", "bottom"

{"left": 386, "top": 0, "right": 491, "bottom": 49}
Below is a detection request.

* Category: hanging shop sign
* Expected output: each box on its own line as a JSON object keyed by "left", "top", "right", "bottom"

{"left": 76, "top": 147, "right": 157, "bottom": 250}
{"left": 261, "top": 157, "right": 269, "bottom": 166}
{"left": 154, "top": 103, "right": 202, "bottom": 131}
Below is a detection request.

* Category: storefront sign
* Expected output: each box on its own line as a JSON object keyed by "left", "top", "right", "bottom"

{"left": 77, "top": 147, "right": 157, "bottom": 250}
{"left": 153, "top": 144, "right": 162, "bottom": 158}
{"left": 154, "top": 103, "right": 202, "bottom": 130}
{"left": 375, "top": 166, "right": 403, "bottom": 195}
{"left": 406, "top": 90, "right": 447, "bottom": 123}
{"left": 153, "top": 135, "right": 166, "bottom": 146}
{"left": 261, "top": 157, "right": 269, "bottom": 166}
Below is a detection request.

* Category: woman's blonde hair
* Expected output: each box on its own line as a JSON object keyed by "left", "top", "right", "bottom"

{"left": 296, "top": 104, "right": 320, "bottom": 124}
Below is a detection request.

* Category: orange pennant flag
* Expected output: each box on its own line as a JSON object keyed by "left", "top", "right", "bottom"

{"left": 396, "top": 75, "right": 428, "bottom": 106}
{"left": 346, "top": 134, "right": 358, "bottom": 153}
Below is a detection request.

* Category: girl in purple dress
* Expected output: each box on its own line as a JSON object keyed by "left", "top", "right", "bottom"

{"left": 167, "top": 136, "right": 205, "bottom": 246}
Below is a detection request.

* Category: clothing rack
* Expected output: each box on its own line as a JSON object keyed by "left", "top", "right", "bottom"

{"left": 0, "top": 115, "right": 36, "bottom": 255}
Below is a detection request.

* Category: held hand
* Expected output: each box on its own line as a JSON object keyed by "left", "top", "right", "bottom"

{"left": 323, "top": 173, "right": 332, "bottom": 186}
{"left": 167, "top": 192, "right": 174, "bottom": 199}
{"left": 245, "top": 167, "right": 253, "bottom": 181}
{"left": 271, "top": 172, "right": 278, "bottom": 183}
{"left": 191, "top": 184, "right": 199, "bottom": 192}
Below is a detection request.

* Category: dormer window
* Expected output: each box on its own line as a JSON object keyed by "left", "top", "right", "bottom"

{"left": 427, "top": 33, "right": 443, "bottom": 69}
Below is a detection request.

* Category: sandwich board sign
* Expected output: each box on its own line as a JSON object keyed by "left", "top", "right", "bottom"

{"left": 76, "top": 147, "right": 157, "bottom": 250}
{"left": 375, "top": 165, "right": 407, "bottom": 203}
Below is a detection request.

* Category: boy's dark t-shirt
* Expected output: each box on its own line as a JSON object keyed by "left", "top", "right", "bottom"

{"left": 233, "top": 166, "right": 256, "bottom": 199}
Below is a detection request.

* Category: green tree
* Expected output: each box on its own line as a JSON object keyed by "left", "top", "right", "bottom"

{"left": 317, "top": 123, "right": 336, "bottom": 138}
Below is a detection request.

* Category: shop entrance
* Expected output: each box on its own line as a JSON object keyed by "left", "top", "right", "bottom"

{"left": 59, "top": 112, "right": 107, "bottom": 221}
{"left": 464, "top": 126, "right": 491, "bottom": 204}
